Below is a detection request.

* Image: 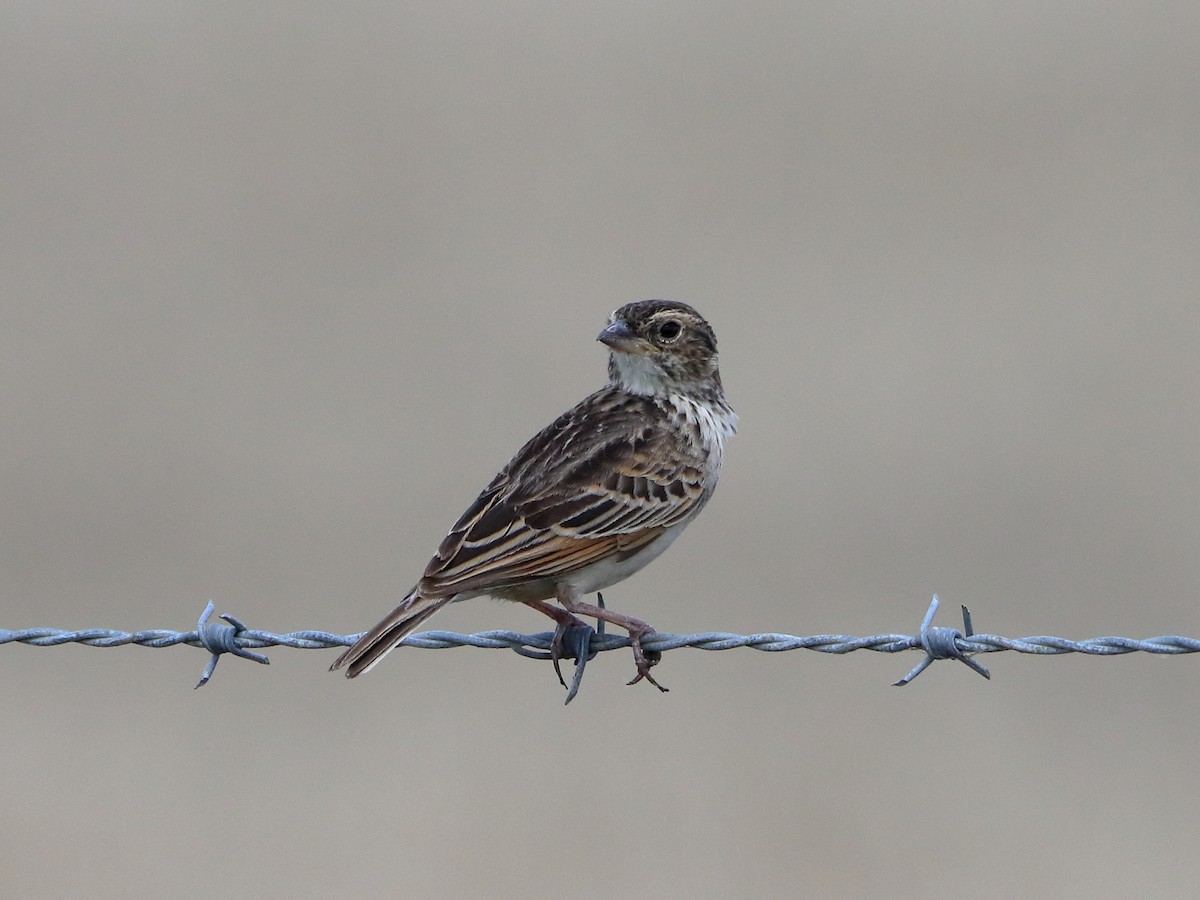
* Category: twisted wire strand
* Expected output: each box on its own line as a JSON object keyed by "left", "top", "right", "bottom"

{"left": 4, "top": 628, "right": 1195, "bottom": 657}
{"left": 5, "top": 627, "right": 1199, "bottom": 654}
{"left": 3, "top": 596, "right": 1197, "bottom": 697}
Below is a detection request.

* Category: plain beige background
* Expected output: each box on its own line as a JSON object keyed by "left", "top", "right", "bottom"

{"left": 3, "top": 3, "right": 1198, "bottom": 897}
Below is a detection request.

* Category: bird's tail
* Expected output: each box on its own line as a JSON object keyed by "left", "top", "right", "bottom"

{"left": 331, "top": 589, "right": 453, "bottom": 678}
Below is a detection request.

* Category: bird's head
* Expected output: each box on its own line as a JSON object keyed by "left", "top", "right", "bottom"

{"left": 598, "top": 300, "right": 722, "bottom": 399}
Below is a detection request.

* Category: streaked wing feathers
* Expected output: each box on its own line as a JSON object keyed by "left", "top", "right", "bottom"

{"left": 418, "top": 387, "right": 707, "bottom": 597}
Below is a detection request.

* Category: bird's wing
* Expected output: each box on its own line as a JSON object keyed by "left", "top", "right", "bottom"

{"left": 418, "top": 388, "right": 709, "bottom": 597}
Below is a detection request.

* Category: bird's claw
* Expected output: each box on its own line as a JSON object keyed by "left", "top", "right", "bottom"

{"left": 625, "top": 630, "right": 668, "bottom": 693}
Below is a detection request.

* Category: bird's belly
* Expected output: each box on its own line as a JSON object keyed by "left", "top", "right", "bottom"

{"left": 481, "top": 519, "right": 693, "bottom": 604}
{"left": 565, "top": 520, "right": 689, "bottom": 595}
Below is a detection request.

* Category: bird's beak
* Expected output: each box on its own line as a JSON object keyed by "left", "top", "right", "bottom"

{"left": 597, "top": 319, "right": 640, "bottom": 353}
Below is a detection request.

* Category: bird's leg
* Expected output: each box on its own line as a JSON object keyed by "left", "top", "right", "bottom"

{"left": 556, "top": 589, "right": 668, "bottom": 693}
{"left": 523, "top": 599, "right": 591, "bottom": 689}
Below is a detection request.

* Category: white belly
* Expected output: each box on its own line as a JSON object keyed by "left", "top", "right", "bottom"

{"left": 478, "top": 519, "right": 691, "bottom": 604}
{"left": 564, "top": 520, "right": 689, "bottom": 594}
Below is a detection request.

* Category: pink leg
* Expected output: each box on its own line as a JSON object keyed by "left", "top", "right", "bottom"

{"left": 556, "top": 588, "right": 667, "bottom": 692}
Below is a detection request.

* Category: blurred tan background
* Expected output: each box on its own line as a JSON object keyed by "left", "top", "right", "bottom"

{"left": 3, "top": 3, "right": 1199, "bottom": 897}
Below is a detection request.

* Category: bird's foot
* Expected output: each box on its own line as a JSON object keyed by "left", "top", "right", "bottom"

{"left": 625, "top": 623, "right": 668, "bottom": 693}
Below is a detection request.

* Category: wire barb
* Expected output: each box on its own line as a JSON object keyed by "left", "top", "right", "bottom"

{"left": 194, "top": 601, "right": 270, "bottom": 688}
{"left": 508, "top": 594, "right": 607, "bottom": 704}
{"left": 893, "top": 595, "right": 991, "bottom": 686}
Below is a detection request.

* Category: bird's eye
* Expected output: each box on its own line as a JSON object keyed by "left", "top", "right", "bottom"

{"left": 658, "top": 320, "right": 682, "bottom": 341}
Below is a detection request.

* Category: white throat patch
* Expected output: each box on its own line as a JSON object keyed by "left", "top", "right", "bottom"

{"left": 610, "top": 352, "right": 673, "bottom": 397}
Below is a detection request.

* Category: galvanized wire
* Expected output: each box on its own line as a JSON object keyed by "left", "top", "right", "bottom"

{"left": 3, "top": 596, "right": 1197, "bottom": 699}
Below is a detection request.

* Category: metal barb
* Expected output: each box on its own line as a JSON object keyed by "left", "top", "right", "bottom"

{"left": 194, "top": 601, "right": 271, "bottom": 688}
{"left": 894, "top": 595, "right": 991, "bottom": 686}
{"left": 564, "top": 593, "right": 606, "bottom": 704}
{"left": 497, "top": 596, "right": 606, "bottom": 702}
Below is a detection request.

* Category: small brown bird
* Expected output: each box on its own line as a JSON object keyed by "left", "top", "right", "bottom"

{"left": 331, "top": 300, "right": 737, "bottom": 691}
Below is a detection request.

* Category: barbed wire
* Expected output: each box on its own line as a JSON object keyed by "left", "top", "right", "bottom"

{"left": 3, "top": 596, "right": 1197, "bottom": 703}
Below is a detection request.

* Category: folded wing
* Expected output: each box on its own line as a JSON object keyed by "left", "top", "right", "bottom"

{"left": 418, "top": 388, "right": 708, "bottom": 597}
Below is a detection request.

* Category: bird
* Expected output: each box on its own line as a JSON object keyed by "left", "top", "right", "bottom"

{"left": 330, "top": 299, "right": 737, "bottom": 692}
